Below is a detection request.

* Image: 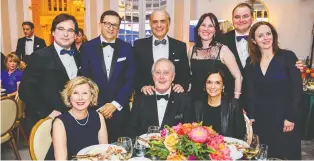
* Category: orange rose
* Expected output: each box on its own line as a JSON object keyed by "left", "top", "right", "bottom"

{"left": 306, "top": 69, "right": 311, "bottom": 74}
{"left": 310, "top": 73, "right": 314, "bottom": 78}
{"left": 164, "top": 133, "right": 179, "bottom": 152}
{"left": 167, "top": 152, "right": 186, "bottom": 160}
{"left": 302, "top": 73, "right": 307, "bottom": 79}
{"left": 182, "top": 123, "right": 193, "bottom": 134}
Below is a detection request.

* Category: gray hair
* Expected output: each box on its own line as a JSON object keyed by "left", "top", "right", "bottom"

{"left": 151, "top": 58, "right": 175, "bottom": 75}
{"left": 149, "top": 9, "right": 171, "bottom": 23}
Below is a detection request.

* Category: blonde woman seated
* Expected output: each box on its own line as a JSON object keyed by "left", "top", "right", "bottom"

{"left": 45, "top": 76, "right": 108, "bottom": 160}
{"left": 194, "top": 69, "right": 245, "bottom": 139}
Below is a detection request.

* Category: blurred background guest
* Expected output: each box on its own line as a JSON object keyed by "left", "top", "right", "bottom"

{"left": 45, "top": 76, "right": 108, "bottom": 160}
{"left": 246, "top": 21, "right": 302, "bottom": 159}
{"left": 0, "top": 53, "right": 23, "bottom": 97}
{"left": 194, "top": 69, "right": 245, "bottom": 139}
{"left": 188, "top": 13, "right": 242, "bottom": 101}
{"left": 15, "top": 21, "right": 46, "bottom": 64}
{"left": 1, "top": 52, "right": 6, "bottom": 71}
{"left": 73, "top": 28, "right": 87, "bottom": 53}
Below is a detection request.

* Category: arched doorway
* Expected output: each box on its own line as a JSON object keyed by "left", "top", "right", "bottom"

{"left": 31, "top": 0, "right": 85, "bottom": 45}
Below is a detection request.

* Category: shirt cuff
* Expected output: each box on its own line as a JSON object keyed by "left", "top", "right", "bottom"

{"left": 112, "top": 101, "right": 123, "bottom": 111}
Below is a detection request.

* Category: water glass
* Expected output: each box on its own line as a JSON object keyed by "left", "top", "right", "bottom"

{"left": 117, "top": 137, "right": 133, "bottom": 160}
{"left": 243, "top": 134, "right": 260, "bottom": 160}
{"left": 134, "top": 136, "right": 146, "bottom": 157}
{"left": 147, "top": 126, "right": 160, "bottom": 134}
{"left": 255, "top": 144, "right": 268, "bottom": 160}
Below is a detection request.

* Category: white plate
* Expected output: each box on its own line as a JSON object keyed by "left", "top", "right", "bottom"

{"left": 128, "top": 157, "right": 151, "bottom": 161}
{"left": 224, "top": 137, "right": 249, "bottom": 160}
{"left": 77, "top": 144, "right": 125, "bottom": 155}
{"left": 138, "top": 133, "right": 161, "bottom": 147}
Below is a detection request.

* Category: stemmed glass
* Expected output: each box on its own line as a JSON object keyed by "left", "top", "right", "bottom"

{"left": 243, "top": 134, "right": 260, "bottom": 160}
{"left": 134, "top": 136, "right": 146, "bottom": 157}
{"left": 117, "top": 137, "right": 133, "bottom": 160}
{"left": 255, "top": 144, "right": 268, "bottom": 160}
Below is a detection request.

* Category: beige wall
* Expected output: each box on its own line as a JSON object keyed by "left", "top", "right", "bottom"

{"left": 194, "top": 0, "right": 314, "bottom": 57}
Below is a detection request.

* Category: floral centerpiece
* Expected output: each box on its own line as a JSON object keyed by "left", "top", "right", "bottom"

{"left": 146, "top": 122, "right": 231, "bottom": 160}
{"left": 302, "top": 68, "right": 314, "bottom": 91}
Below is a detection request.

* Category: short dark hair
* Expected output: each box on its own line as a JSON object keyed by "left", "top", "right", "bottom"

{"left": 100, "top": 10, "right": 122, "bottom": 25}
{"left": 51, "top": 13, "right": 79, "bottom": 34}
{"left": 22, "top": 21, "right": 34, "bottom": 29}
{"left": 232, "top": 3, "right": 254, "bottom": 17}
{"left": 194, "top": 13, "right": 223, "bottom": 48}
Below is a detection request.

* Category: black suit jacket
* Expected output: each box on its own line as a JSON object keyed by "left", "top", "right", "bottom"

{"left": 133, "top": 36, "right": 191, "bottom": 93}
{"left": 128, "top": 92, "right": 196, "bottom": 137}
{"left": 19, "top": 44, "right": 80, "bottom": 120}
{"left": 15, "top": 36, "right": 47, "bottom": 62}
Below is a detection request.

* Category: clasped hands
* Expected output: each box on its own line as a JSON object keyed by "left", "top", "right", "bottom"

{"left": 141, "top": 84, "right": 184, "bottom": 95}
{"left": 99, "top": 103, "right": 117, "bottom": 119}
{"left": 249, "top": 119, "right": 295, "bottom": 132}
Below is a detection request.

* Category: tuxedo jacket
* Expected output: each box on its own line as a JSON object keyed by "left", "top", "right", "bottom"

{"left": 133, "top": 36, "right": 191, "bottom": 93}
{"left": 15, "top": 36, "right": 47, "bottom": 61}
{"left": 128, "top": 92, "right": 196, "bottom": 137}
{"left": 19, "top": 44, "right": 80, "bottom": 121}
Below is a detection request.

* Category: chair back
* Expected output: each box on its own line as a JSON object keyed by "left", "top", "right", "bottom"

{"left": 1, "top": 97, "right": 18, "bottom": 136}
{"left": 15, "top": 94, "right": 25, "bottom": 120}
{"left": 29, "top": 118, "right": 53, "bottom": 160}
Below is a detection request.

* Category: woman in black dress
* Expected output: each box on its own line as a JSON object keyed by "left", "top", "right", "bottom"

{"left": 188, "top": 13, "right": 242, "bottom": 100}
{"left": 194, "top": 69, "right": 245, "bottom": 139}
{"left": 246, "top": 21, "right": 302, "bottom": 159}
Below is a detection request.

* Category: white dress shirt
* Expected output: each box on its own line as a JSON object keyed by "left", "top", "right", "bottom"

{"left": 235, "top": 31, "right": 249, "bottom": 67}
{"left": 156, "top": 88, "right": 171, "bottom": 127}
{"left": 54, "top": 42, "right": 78, "bottom": 80}
{"left": 25, "top": 35, "right": 34, "bottom": 56}
{"left": 100, "top": 36, "right": 123, "bottom": 111}
{"left": 153, "top": 35, "right": 169, "bottom": 62}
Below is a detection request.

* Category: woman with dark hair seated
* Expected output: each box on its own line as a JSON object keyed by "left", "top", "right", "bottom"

{"left": 193, "top": 69, "right": 245, "bottom": 139}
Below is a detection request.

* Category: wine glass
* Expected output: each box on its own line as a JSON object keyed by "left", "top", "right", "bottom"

{"left": 255, "top": 144, "right": 268, "bottom": 160}
{"left": 134, "top": 136, "right": 146, "bottom": 157}
{"left": 147, "top": 126, "right": 160, "bottom": 134}
{"left": 117, "top": 137, "right": 133, "bottom": 160}
{"left": 243, "top": 134, "right": 260, "bottom": 160}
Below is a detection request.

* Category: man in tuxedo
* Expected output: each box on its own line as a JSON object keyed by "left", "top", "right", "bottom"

{"left": 15, "top": 21, "right": 46, "bottom": 64}
{"left": 128, "top": 58, "right": 195, "bottom": 137}
{"left": 19, "top": 14, "right": 80, "bottom": 122}
{"left": 80, "top": 10, "right": 135, "bottom": 143}
{"left": 133, "top": 9, "right": 191, "bottom": 95}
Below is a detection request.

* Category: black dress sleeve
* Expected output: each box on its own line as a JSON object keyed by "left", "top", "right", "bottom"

{"left": 245, "top": 62, "right": 256, "bottom": 119}
{"left": 282, "top": 50, "right": 303, "bottom": 123}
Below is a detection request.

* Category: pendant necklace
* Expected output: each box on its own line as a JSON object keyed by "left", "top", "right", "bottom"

{"left": 70, "top": 110, "right": 89, "bottom": 126}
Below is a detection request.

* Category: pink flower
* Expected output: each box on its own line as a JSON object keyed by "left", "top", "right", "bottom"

{"left": 172, "top": 123, "right": 183, "bottom": 135}
{"left": 188, "top": 127, "right": 208, "bottom": 143}
{"left": 160, "top": 128, "right": 169, "bottom": 137}
{"left": 188, "top": 155, "right": 196, "bottom": 160}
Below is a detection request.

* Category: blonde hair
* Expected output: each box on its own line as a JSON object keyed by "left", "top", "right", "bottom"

{"left": 5, "top": 53, "right": 21, "bottom": 70}
{"left": 61, "top": 76, "right": 99, "bottom": 107}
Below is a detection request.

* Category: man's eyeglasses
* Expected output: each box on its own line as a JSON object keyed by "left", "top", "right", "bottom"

{"left": 101, "top": 21, "right": 119, "bottom": 30}
{"left": 56, "top": 27, "right": 75, "bottom": 34}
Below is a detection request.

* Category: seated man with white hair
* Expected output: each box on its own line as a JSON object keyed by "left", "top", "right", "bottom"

{"left": 128, "top": 58, "right": 196, "bottom": 137}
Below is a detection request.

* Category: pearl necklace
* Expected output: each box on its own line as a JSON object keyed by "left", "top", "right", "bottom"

{"left": 70, "top": 111, "right": 89, "bottom": 126}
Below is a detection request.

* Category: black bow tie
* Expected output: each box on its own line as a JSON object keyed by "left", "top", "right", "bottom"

{"left": 60, "top": 49, "right": 75, "bottom": 56}
{"left": 102, "top": 42, "right": 117, "bottom": 48}
{"left": 26, "top": 38, "right": 32, "bottom": 41}
{"left": 157, "top": 94, "right": 169, "bottom": 101}
{"left": 154, "top": 39, "right": 167, "bottom": 46}
{"left": 236, "top": 35, "right": 249, "bottom": 42}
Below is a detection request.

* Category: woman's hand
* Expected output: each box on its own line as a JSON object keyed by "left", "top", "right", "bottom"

{"left": 283, "top": 119, "right": 295, "bottom": 132}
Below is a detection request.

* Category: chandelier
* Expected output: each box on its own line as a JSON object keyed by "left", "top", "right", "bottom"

{"left": 72, "top": 0, "right": 84, "bottom": 8}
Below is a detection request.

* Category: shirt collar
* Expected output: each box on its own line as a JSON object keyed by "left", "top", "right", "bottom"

{"left": 156, "top": 87, "right": 171, "bottom": 95}
{"left": 54, "top": 42, "right": 72, "bottom": 55}
{"left": 100, "top": 34, "right": 116, "bottom": 43}
{"left": 26, "top": 35, "right": 34, "bottom": 41}
{"left": 152, "top": 35, "right": 169, "bottom": 44}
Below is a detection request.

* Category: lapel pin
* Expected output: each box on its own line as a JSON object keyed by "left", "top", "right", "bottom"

{"left": 172, "top": 101, "right": 174, "bottom": 103}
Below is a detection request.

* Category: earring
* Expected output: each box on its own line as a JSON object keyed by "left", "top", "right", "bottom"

{"left": 222, "top": 86, "right": 225, "bottom": 92}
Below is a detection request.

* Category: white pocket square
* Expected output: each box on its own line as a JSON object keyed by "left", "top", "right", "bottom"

{"left": 117, "top": 57, "right": 126, "bottom": 62}
{"left": 174, "top": 59, "right": 180, "bottom": 62}
{"left": 36, "top": 45, "right": 40, "bottom": 47}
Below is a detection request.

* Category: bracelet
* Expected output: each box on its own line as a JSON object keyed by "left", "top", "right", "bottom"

{"left": 234, "top": 92, "right": 242, "bottom": 95}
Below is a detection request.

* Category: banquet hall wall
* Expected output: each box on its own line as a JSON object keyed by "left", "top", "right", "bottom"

{"left": 1, "top": 0, "right": 314, "bottom": 60}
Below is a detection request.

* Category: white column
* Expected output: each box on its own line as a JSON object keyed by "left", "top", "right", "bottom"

{"left": 96, "top": 0, "right": 105, "bottom": 35}
{"left": 8, "top": 0, "right": 18, "bottom": 52}
{"left": 23, "top": 0, "right": 32, "bottom": 21}
{"left": 0, "top": 0, "right": 3, "bottom": 53}
{"left": 166, "top": 0, "right": 174, "bottom": 37}
{"left": 110, "top": 0, "right": 119, "bottom": 12}
{"left": 84, "top": 0, "right": 91, "bottom": 40}
{"left": 182, "top": 0, "right": 190, "bottom": 44}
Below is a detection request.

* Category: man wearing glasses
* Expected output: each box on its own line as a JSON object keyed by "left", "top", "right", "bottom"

{"left": 19, "top": 14, "right": 80, "bottom": 124}
{"left": 80, "top": 10, "right": 135, "bottom": 143}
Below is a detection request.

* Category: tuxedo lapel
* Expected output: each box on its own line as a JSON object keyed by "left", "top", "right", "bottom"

{"left": 109, "top": 39, "right": 120, "bottom": 81}
{"left": 147, "top": 95, "right": 159, "bottom": 126}
{"left": 161, "top": 92, "right": 179, "bottom": 127}
{"left": 168, "top": 36, "right": 175, "bottom": 61}
{"left": 49, "top": 45, "right": 69, "bottom": 79}
{"left": 147, "top": 37, "right": 154, "bottom": 66}
{"left": 229, "top": 31, "right": 243, "bottom": 70}
{"left": 95, "top": 37, "right": 109, "bottom": 80}
{"left": 33, "top": 37, "right": 38, "bottom": 51}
